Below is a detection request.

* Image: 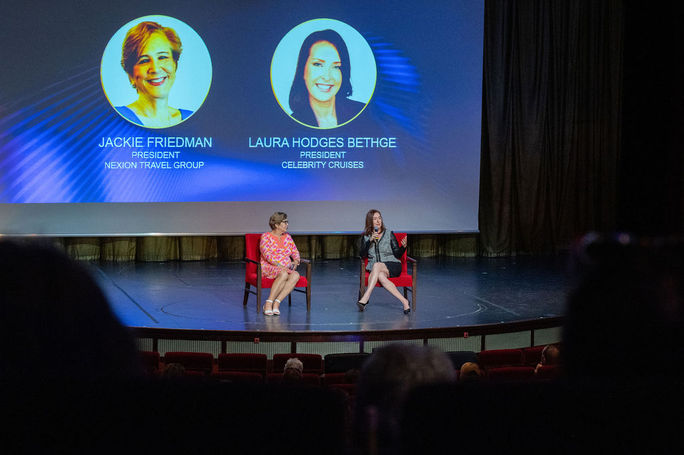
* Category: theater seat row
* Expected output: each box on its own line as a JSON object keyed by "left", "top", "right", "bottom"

{"left": 139, "top": 346, "right": 561, "bottom": 384}
{"left": 138, "top": 351, "right": 367, "bottom": 382}
{"left": 448, "top": 346, "right": 562, "bottom": 382}
{"left": 476, "top": 345, "right": 561, "bottom": 369}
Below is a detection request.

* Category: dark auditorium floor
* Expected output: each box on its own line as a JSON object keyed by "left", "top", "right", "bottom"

{"left": 92, "top": 256, "right": 569, "bottom": 332}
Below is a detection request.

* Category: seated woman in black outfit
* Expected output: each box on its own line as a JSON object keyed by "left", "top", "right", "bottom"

{"left": 357, "top": 209, "right": 410, "bottom": 314}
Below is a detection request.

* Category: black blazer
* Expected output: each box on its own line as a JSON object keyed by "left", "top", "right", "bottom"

{"left": 291, "top": 97, "right": 366, "bottom": 127}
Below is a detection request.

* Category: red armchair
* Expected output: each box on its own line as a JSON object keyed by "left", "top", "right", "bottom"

{"left": 359, "top": 232, "right": 417, "bottom": 310}
{"left": 243, "top": 233, "right": 311, "bottom": 312}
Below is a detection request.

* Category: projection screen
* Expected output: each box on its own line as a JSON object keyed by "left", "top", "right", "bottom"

{"left": 0, "top": 0, "right": 483, "bottom": 235}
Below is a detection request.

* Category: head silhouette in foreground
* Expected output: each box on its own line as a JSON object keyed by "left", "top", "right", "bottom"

{"left": 0, "top": 240, "right": 141, "bottom": 381}
{"left": 563, "top": 233, "right": 684, "bottom": 381}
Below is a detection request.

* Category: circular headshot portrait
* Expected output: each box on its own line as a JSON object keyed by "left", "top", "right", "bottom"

{"left": 101, "top": 15, "right": 212, "bottom": 129}
{"left": 271, "top": 19, "right": 377, "bottom": 129}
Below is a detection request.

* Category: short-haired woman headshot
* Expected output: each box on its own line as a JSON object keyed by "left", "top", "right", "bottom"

{"left": 117, "top": 21, "right": 192, "bottom": 128}
{"left": 289, "top": 29, "right": 365, "bottom": 128}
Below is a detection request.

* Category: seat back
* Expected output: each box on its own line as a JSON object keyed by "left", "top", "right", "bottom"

{"left": 272, "top": 353, "right": 323, "bottom": 374}
{"left": 215, "top": 371, "right": 264, "bottom": 384}
{"left": 321, "top": 372, "right": 349, "bottom": 385}
{"left": 324, "top": 352, "right": 370, "bottom": 373}
{"left": 445, "top": 351, "right": 478, "bottom": 370}
{"left": 362, "top": 232, "right": 408, "bottom": 274}
{"left": 522, "top": 345, "right": 545, "bottom": 366}
{"left": 535, "top": 364, "right": 562, "bottom": 380}
{"left": 163, "top": 352, "right": 214, "bottom": 375}
{"left": 138, "top": 351, "right": 161, "bottom": 376}
{"left": 486, "top": 366, "right": 535, "bottom": 382}
{"left": 267, "top": 372, "right": 321, "bottom": 385}
{"left": 217, "top": 353, "right": 267, "bottom": 376}
{"left": 477, "top": 348, "right": 524, "bottom": 370}
{"left": 244, "top": 234, "right": 262, "bottom": 279}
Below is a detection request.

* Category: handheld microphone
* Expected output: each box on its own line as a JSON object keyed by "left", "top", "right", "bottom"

{"left": 373, "top": 226, "right": 379, "bottom": 241}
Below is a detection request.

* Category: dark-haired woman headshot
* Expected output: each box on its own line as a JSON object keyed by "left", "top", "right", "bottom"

{"left": 289, "top": 29, "right": 366, "bottom": 128}
{"left": 117, "top": 21, "right": 192, "bottom": 128}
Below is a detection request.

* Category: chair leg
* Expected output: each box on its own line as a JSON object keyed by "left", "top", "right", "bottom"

{"left": 257, "top": 286, "right": 262, "bottom": 313}
{"left": 412, "top": 287, "right": 416, "bottom": 310}
{"left": 243, "top": 283, "right": 250, "bottom": 306}
{"left": 359, "top": 260, "right": 366, "bottom": 303}
{"left": 288, "top": 294, "right": 292, "bottom": 306}
{"left": 306, "top": 285, "right": 311, "bottom": 311}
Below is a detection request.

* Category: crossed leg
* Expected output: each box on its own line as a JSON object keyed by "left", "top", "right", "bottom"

{"left": 359, "top": 262, "right": 387, "bottom": 304}
{"left": 265, "top": 271, "right": 289, "bottom": 312}
{"left": 377, "top": 273, "right": 410, "bottom": 311}
{"left": 273, "top": 271, "right": 300, "bottom": 311}
{"left": 360, "top": 262, "right": 410, "bottom": 310}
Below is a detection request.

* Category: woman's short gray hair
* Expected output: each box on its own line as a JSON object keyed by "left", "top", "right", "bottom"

{"left": 284, "top": 357, "right": 303, "bottom": 373}
{"left": 269, "top": 212, "right": 288, "bottom": 230}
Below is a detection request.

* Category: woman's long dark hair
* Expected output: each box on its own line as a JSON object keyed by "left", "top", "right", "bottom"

{"left": 364, "top": 209, "right": 385, "bottom": 236}
{"left": 289, "top": 29, "right": 353, "bottom": 114}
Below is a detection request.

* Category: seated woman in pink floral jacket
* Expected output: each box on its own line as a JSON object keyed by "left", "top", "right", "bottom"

{"left": 259, "top": 212, "right": 301, "bottom": 316}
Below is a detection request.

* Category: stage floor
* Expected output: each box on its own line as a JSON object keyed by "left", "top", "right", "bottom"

{"left": 92, "top": 256, "right": 570, "bottom": 334}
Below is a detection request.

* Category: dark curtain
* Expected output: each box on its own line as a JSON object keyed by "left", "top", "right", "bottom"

{"left": 480, "top": 0, "right": 624, "bottom": 255}
{"left": 619, "top": 1, "right": 684, "bottom": 236}
{"left": 59, "top": 233, "right": 479, "bottom": 262}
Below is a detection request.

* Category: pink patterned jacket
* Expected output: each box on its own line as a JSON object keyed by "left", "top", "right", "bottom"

{"left": 259, "top": 232, "right": 300, "bottom": 279}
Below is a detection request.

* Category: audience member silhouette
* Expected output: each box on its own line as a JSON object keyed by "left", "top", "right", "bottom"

{"left": 354, "top": 343, "right": 455, "bottom": 454}
{"left": 459, "top": 361, "right": 483, "bottom": 382}
{"left": 282, "top": 357, "right": 304, "bottom": 383}
{"left": 161, "top": 362, "right": 187, "bottom": 379}
{"left": 400, "top": 234, "right": 684, "bottom": 453}
{"left": 534, "top": 344, "right": 561, "bottom": 375}
{"left": 557, "top": 233, "right": 684, "bottom": 451}
{"left": 1, "top": 240, "right": 145, "bottom": 452}
{"left": 344, "top": 367, "right": 361, "bottom": 383}
{"left": 0, "top": 240, "right": 142, "bottom": 381}
{"left": 563, "top": 233, "right": 684, "bottom": 382}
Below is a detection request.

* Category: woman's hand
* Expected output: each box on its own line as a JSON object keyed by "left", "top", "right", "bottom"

{"left": 372, "top": 231, "right": 381, "bottom": 242}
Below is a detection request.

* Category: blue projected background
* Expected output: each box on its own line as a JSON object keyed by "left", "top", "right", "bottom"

{"left": 0, "top": 0, "right": 483, "bottom": 235}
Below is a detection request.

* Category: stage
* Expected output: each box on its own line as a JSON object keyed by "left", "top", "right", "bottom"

{"left": 93, "top": 256, "right": 570, "bottom": 334}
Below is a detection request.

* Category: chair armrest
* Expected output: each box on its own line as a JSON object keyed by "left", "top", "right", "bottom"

{"left": 302, "top": 258, "right": 312, "bottom": 281}
{"left": 244, "top": 257, "right": 262, "bottom": 282}
{"left": 407, "top": 256, "right": 417, "bottom": 278}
